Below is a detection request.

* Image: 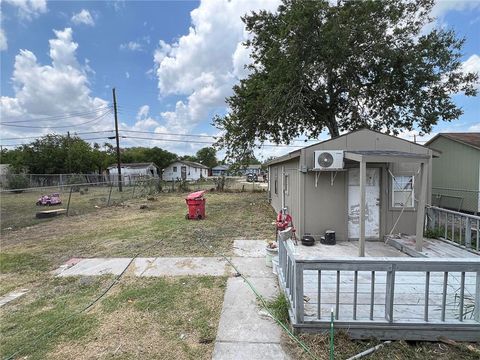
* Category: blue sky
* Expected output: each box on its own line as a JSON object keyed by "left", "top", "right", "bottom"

{"left": 0, "top": 0, "right": 479, "bottom": 160}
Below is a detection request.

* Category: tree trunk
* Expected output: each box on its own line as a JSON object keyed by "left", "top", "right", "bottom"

{"left": 326, "top": 113, "right": 340, "bottom": 138}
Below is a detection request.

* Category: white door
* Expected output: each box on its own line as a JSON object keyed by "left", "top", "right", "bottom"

{"left": 348, "top": 168, "right": 380, "bottom": 239}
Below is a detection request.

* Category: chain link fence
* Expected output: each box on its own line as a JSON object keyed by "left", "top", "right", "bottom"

{"left": 431, "top": 187, "right": 480, "bottom": 214}
{"left": 0, "top": 174, "right": 267, "bottom": 231}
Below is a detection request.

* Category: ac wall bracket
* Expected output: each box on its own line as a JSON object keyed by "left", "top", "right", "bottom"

{"left": 330, "top": 171, "right": 338, "bottom": 186}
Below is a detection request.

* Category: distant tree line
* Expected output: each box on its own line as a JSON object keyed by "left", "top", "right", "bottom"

{"left": 0, "top": 134, "right": 226, "bottom": 175}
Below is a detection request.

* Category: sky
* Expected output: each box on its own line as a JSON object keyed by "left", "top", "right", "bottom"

{"left": 0, "top": 0, "right": 479, "bottom": 162}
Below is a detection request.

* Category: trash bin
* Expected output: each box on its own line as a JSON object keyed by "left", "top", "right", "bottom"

{"left": 185, "top": 190, "right": 206, "bottom": 220}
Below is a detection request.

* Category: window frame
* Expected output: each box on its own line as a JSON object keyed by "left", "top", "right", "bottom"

{"left": 391, "top": 173, "right": 415, "bottom": 209}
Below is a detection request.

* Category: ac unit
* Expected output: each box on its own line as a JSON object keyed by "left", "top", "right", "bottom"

{"left": 313, "top": 150, "right": 344, "bottom": 170}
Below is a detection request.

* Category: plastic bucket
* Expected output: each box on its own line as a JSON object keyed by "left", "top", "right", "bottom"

{"left": 265, "top": 247, "right": 278, "bottom": 268}
{"left": 272, "top": 256, "right": 279, "bottom": 275}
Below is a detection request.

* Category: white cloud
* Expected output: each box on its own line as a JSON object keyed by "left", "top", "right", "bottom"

{"left": 462, "top": 54, "right": 480, "bottom": 89}
{"left": 0, "top": 28, "right": 109, "bottom": 141}
{"left": 0, "top": 28, "right": 7, "bottom": 51}
{"left": 4, "top": 0, "right": 47, "bottom": 21}
{"left": 468, "top": 123, "right": 480, "bottom": 132}
{"left": 125, "top": 71, "right": 130, "bottom": 79}
{"left": 154, "top": 0, "right": 281, "bottom": 133}
{"left": 120, "top": 41, "right": 143, "bottom": 51}
{"left": 431, "top": 0, "right": 480, "bottom": 18}
{"left": 71, "top": 9, "right": 95, "bottom": 26}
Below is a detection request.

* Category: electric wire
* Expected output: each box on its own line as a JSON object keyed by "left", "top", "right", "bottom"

{"left": 0, "top": 106, "right": 113, "bottom": 124}
{"left": 0, "top": 109, "right": 113, "bottom": 129}
{"left": 0, "top": 130, "right": 115, "bottom": 141}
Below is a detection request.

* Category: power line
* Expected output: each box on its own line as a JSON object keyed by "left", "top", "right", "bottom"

{"left": 0, "top": 110, "right": 113, "bottom": 129}
{"left": 122, "top": 135, "right": 305, "bottom": 148}
{"left": 0, "top": 130, "right": 115, "bottom": 141}
{"left": 0, "top": 106, "right": 113, "bottom": 124}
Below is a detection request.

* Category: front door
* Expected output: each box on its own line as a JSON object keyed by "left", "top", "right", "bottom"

{"left": 181, "top": 166, "right": 187, "bottom": 180}
{"left": 348, "top": 168, "right": 380, "bottom": 239}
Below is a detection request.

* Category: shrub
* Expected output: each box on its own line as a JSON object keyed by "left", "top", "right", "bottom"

{"left": 6, "top": 174, "right": 29, "bottom": 192}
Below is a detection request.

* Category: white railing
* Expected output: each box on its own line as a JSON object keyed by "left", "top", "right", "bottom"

{"left": 426, "top": 205, "right": 480, "bottom": 252}
{"left": 277, "top": 231, "right": 480, "bottom": 341}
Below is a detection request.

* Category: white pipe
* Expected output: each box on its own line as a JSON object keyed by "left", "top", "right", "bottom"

{"left": 346, "top": 341, "right": 392, "bottom": 360}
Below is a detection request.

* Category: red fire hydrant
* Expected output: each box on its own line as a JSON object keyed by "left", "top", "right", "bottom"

{"left": 185, "top": 190, "right": 206, "bottom": 220}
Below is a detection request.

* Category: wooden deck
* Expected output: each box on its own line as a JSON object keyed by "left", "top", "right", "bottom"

{"left": 386, "top": 234, "right": 480, "bottom": 258}
{"left": 277, "top": 234, "right": 480, "bottom": 341}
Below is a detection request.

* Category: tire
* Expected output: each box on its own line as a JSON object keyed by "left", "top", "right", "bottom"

{"left": 197, "top": 214, "right": 202, "bottom": 220}
{"left": 185, "top": 213, "right": 190, "bottom": 220}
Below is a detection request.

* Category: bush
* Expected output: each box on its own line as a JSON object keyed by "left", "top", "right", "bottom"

{"left": 6, "top": 174, "right": 29, "bottom": 192}
{"left": 67, "top": 174, "right": 86, "bottom": 192}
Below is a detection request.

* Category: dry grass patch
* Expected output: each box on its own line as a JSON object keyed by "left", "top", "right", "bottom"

{"left": 48, "top": 276, "right": 227, "bottom": 360}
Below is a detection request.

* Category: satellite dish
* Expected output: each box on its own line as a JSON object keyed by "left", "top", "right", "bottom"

{"left": 318, "top": 152, "right": 334, "bottom": 168}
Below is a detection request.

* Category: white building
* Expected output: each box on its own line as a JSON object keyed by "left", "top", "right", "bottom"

{"left": 107, "top": 162, "right": 160, "bottom": 185}
{"left": 162, "top": 160, "right": 209, "bottom": 181}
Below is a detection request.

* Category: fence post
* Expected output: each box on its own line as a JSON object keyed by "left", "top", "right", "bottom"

{"left": 474, "top": 272, "right": 480, "bottom": 322}
{"left": 66, "top": 186, "right": 73, "bottom": 216}
{"left": 465, "top": 217, "right": 472, "bottom": 249}
{"left": 107, "top": 182, "right": 113, "bottom": 206}
{"left": 385, "top": 265, "right": 396, "bottom": 323}
{"left": 294, "top": 262, "right": 304, "bottom": 324}
{"left": 132, "top": 179, "right": 137, "bottom": 198}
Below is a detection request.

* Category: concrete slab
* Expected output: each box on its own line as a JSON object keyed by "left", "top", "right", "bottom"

{"left": 0, "top": 289, "right": 29, "bottom": 307}
{"left": 221, "top": 277, "right": 279, "bottom": 309}
{"left": 134, "top": 257, "right": 227, "bottom": 277}
{"left": 57, "top": 258, "right": 132, "bottom": 276}
{"left": 213, "top": 342, "right": 290, "bottom": 360}
{"left": 228, "top": 257, "right": 275, "bottom": 278}
{"left": 233, "top": 240, "right": 268, "bottom": 258}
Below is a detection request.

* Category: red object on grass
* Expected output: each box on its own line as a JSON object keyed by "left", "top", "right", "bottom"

{"left": 185, "top": 191, "right": 206, "bottom": 220}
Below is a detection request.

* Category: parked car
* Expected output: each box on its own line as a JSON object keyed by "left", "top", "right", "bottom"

{"left": 246, "top": 173, "right": 258, "bottom": 182}
{"left": 36, "top": 193, "right": 62, "bottom": 206}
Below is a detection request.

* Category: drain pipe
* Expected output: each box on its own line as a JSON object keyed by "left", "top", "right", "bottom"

{"left": 346, "top": 341, "right": 392, "bottom": 360}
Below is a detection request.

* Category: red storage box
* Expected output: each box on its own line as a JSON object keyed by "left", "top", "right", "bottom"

{"left": 185, "top": 191, "right": 206, "bottom": 220}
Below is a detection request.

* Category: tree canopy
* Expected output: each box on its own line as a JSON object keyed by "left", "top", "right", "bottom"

{"left": 214, "top": 0, "right": 478, "bottom": 162}
{"left": 196, "top": 147, "right": 218, "bottom": 168}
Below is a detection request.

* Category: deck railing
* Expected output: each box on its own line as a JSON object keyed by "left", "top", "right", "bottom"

{"left": 277, "top": 232, "right": 480, "bottom": 341}
{"left": 426, "top": 205, "right": 480, "bottom": 252}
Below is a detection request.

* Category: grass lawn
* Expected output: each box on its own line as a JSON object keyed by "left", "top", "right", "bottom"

{"left": 0, "top": 191, "right": 273, "bottom": 359}
{"left": 1, "top": 191, "right": 478, "bottom": 359}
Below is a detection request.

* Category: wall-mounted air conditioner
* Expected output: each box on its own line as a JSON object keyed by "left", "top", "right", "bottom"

{"left": 313, "top": 150, "right": 344, "bottom": 170}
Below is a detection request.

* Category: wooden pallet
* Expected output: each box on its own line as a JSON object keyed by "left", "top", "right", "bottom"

{"left": 36, "top": 208, "right": 67, "bottom": 219}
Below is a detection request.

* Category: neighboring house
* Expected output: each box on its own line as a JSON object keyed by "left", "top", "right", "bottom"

{"left": 108, "top": 162, "right": 160, "bottom": 185}
{"left": 211, "top": 164, "right": 230, "bottom": 177}
{"left": 162, "top": 160, "right": 209, "bottom": 181}
{"left": 426, "top": 132, "right": 480, "bottom": 214}
{"left": 267, "top": 129, "right": 436, "bottom": 248}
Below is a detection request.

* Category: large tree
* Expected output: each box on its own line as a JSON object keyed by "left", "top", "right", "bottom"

{"left": 215, "top": 0, "right": 478, "bottom": 161}
{"left": 196, "top": 147, "right": 218, "bottom": 168}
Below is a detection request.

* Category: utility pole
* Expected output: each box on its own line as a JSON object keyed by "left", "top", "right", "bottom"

{"left": 113, "top": 88, "right": 122, "bottom": 192}
{"left": 67, "top": 131, "right": 72, "bottom": 174}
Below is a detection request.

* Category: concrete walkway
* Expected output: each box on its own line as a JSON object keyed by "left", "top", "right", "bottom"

{"left": 53, "top": 240, "right": 289, "bottom": 359}
{"left": 212, "top": 253, "right": 289, "bottom": 359}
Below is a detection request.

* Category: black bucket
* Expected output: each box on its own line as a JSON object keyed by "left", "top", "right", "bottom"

{"left": 321, "top": 230, "right": 336, "bottom": 245}
{"left": 301, "top": 235, "right": 315, "bottom": 246}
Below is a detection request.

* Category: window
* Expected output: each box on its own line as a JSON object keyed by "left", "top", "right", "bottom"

{"left": 173, "top": 166, "right": 177, "bottom": 172}
{"left": 195, "top": 168, "right": 197, "bottom": 173}
{"left": 392, "top": 175, "right": 414, "bottom": 208}
{"left": 274, "top": 168, "right": 278, "bottom": 195}
{"left": 284, "top": 173, "right": 289, "bottom": 195}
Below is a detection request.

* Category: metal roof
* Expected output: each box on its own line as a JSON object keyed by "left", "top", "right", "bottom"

{"left": 170, "top": 160, "right": 209, "bottom": 169}
{"left": 346, "top": 150, "right": 430, "bottom": 158}
{"left": 107, "top": 162, "right": 158, "bottom": 169}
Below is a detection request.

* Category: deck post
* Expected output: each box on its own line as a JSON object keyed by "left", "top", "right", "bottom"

{"left": 294, "top": 262, "right": 304, "bottom": 324}
{"left": 359, "top": 159, "right": 366, "bottom": 257}
{"left": 475, "top": 271, "right": 480, "bottom": 322}
{"left": 415, "top": 162, "right": 427, "bottom": 252}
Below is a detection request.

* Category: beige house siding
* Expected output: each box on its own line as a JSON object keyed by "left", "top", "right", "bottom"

{"left": 269, "top": 129, "right": 434, "bottom": 241}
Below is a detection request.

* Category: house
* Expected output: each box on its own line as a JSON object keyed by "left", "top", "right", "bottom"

{"left": 425, "top": 132, "right": 480, "bottom": 214}
{"left": 211, "top": 164, "right": 230, "bottom": 177}
{"left": 108, "top": 162, "right": 160, "bottom": 185}
{"left": 267, "top": 128, "right": 437, "bottom": 256}
{"left": 162, "top": 160, "right": 209, "bottom": 181}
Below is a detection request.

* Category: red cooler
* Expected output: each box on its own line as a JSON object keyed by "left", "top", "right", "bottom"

{"left": 185, "top": 190, "right": 206, "bottom": 220}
